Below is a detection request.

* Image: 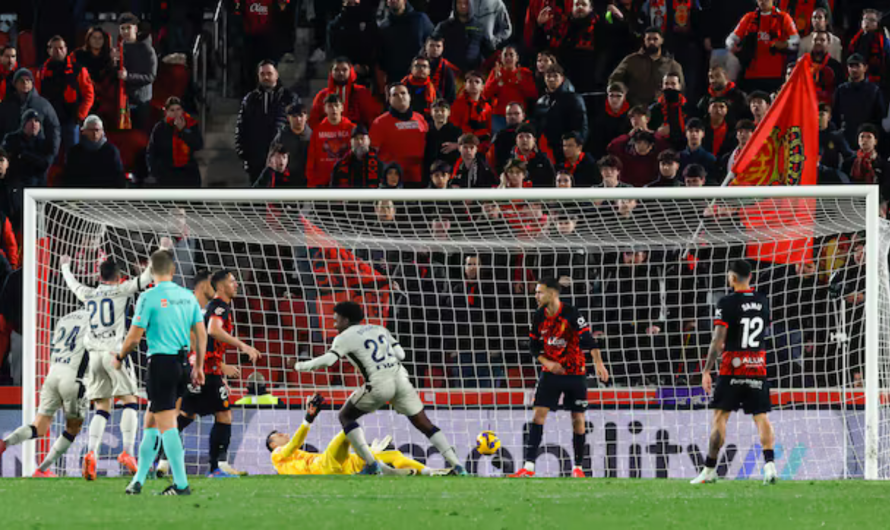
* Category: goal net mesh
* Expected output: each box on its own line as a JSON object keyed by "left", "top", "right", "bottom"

{"left": 26, "top": 192, "right": 890, "bottom": 479}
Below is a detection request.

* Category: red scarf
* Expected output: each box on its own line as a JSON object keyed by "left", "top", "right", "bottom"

{"left": 562, "top": 152, "right": 585, "bottom": 174}
{"left": 810, "top": 51, "right": 837, "bottom": 103}
{"left": 552, "top": 13, "right": 598, "bottom": 50}
{"left": 708, "top": 81, "right": 736, "bottom": 98}
{"left": 658, "top": 93, "right": 688, "bottom": 133}
{"left": 711, "top": 121, "right": 727, "bottom": 156}
{"left": 511, "top": 146, "right": 537, "bottom": 163}
{"left": 605, "top": 98, "right": 629, "bottom": 118}
{"left": 429, "top": 56, "right": 459, "bottom": 93}
{"left": 168, "top": 113, "right": 199, "bottom": 167}
{"left": 648, "top": 0, "right": 693, "bottom": 34}
{"left": 849, "top": 30, "right": 887, "bottom": 83}
{"left": 402, "top": 75, "right": 436, "bottom": 114}
{"left": 851, "top": 150, "right": 878, "bottom": 184}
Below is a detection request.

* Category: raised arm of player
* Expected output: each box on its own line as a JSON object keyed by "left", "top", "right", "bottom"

{"left": 120, "top": 261, "right": 154, "bottom": 295}
{"left": 701, "top": 326, "right": 727, "bottom": 394}
{"left": 59, "top": 256, "right": 96, "bottom": 302}
{"left": 208, "top": 316, "right": 262, "bottom": 362}
{"left": 293, "top": 350, "right": 340, "bottom": 372}
{"left": 276, "top": 395, "right": 324, "bottom": 458}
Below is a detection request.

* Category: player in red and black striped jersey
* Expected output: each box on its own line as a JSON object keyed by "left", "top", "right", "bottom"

{"left": 692, "top": 260, "right": 778, "bottom": 485}
{"left": 179, "top": 270, "right": 262, "bottom": 477}
{"left": 509, "top": 278, "right": 608, "bottom": 478}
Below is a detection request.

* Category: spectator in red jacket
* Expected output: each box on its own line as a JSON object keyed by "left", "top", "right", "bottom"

{"left": 402, "top": 56, "right": 437, "bottom": 119}
{"left": 370, "top": 83, "right": 429, "bottom": 187}
{"left": 483, "top": 45, "right": 537, "bottom": 134}
{"left": 306, "top": 94, "right": 355, "bottom": 188}
{"left": 37, "top": 36, "right": 94, "bottom": 161}
{"left": 0, "top": 45, "right": 17, "bottom": 102}
{"left": 726, "top": 0, "right": 799, "bottom": 94}
{"left": 451, "top": 71, "right": 493, "bottom": 148}
{"left": 308, "top": 58, "right": 381, "bottom": 130}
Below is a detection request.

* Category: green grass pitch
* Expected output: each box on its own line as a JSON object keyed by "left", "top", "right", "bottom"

{"left": 1, "top": 476, "right": 889, "bottom": 529}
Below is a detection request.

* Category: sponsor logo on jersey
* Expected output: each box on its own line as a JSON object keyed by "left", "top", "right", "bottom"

{"left": 215, "top": 306, "right": 226, "bottom": 316}
{"left": 546, "top": 337, "right": 567, "bottom": 348}
{"left": 730, "top": 378, "right": 763, "bottom": 389}
{"left": 161, "top": 298, "right": 168, "bottom": 308}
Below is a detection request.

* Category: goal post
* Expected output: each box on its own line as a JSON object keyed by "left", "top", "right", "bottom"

{"left": 20, "top": 185, "right": 889, "bottom": 479}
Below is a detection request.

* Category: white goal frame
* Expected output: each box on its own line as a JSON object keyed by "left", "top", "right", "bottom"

{"left": 21, "top": 185, "right": 883, "bottom": 479}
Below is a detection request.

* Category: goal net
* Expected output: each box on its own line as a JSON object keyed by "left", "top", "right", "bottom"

{"left": 19, "top": 187, "right": 890, "bottom": 479}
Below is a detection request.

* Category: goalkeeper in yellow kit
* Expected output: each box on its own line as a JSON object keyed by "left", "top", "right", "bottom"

{"left": 266, "top": 395, "right": 445, "bottom": 476}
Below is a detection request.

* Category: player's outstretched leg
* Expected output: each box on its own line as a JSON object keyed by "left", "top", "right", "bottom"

{"left": 339, "top": 403, "right": 381, "bottom": 475}
{"left": 754, "top": 413, "right": 777, "bottom": 485}
{"left": 407, "top": 411, "right": 467, "bottom": 475}
{"left": 509, "top": 407, "right": 548, "bottom": 477}
{"left": 691, "top": 410, "right": 728, "bottom": 484}
{"left": 35, "top": 417, "right": 83, "bottom": 477}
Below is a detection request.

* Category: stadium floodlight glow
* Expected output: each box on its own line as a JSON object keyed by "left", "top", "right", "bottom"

{"left": 22, "top": 186, "right": 888, "bottom": 480}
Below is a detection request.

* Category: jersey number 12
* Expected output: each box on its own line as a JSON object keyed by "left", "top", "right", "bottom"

{"left": 740, "top": 316, "right": 764, "bottom": 349}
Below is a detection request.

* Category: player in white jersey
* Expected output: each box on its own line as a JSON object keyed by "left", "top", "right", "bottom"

{"left": 0, "top": 310, "right": 90, "bottom": 476}
{"left": 61, "top": 252, "right": 154, "bottom": 480}
{"left": 293, "top": 301, "right": 468, "bottom": 476}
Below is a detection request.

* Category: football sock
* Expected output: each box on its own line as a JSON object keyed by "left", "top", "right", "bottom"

{"left": 763, "top": 449, "right": 775, "bottom": 463}
{"left": 573, "top": 433, "right": 585, "bottom": 467}
{"left": 704, "top": 456, "right": 718, "bottom": 469}
{"left": 525, "top": 423, "right": 544, "bottom": 467}
{"left": 344, "top": 423, "right": 377, "bottom": 465}
{"left": 427, "top": 429, "right": 461, "bottom": 467}
{"left": 38, "top": 431, "right": 75, "bottom": 472}
{"left": 3, "top": 424, "right": 37, "bottom": 446}
{"left": 134, "top": 428, "right": 160, "bottom": 486}
{"left": 88, "top": 410, "right": 110, "bottom": 454}
{"left": 120, "top": 404, "right": 138, "bottom": 455}
{"left": 162, "top": 429, "right": 189, "bottom": 489}
{"left": 209, "top": 422, "right": 232, "bottom": 472}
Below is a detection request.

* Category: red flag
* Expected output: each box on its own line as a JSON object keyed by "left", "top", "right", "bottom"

{"left": 730, "top": 55, "right": 819, "bottom": 264}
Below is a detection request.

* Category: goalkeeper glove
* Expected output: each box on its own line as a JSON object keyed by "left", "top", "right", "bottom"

{"left": 305, "top": 394, "right": 325, "bottom": 423}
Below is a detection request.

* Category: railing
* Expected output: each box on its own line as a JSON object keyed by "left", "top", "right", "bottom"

{"left": 192, "top": 0, "right": 228, "bottom": 136}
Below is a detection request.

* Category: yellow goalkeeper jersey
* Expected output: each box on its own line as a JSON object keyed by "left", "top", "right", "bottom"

{"left": 270, "top": 423, "right": 365, "bottom": 475}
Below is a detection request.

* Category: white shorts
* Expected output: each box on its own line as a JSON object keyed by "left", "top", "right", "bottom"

{"left": 348, "top": 373, "right": 424, "bottom": 417}
{"left": 38, "top": 366, "right": 88, "bottom": 419}
{"left": 87, "top": 350, "right": 139, "bottom": 400}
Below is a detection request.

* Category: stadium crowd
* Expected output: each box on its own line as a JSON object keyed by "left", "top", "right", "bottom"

{"left": 0, "top": 0, "right": 885, "bottom": 389}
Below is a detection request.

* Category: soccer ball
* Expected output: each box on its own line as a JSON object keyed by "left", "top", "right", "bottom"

{"left": 476, "top": 431, "right": 501, "bottom": 455}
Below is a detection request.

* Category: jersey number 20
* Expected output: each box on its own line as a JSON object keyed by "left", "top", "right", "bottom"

{"left": 740, "top": 317, "right": 764, "bottom": 349}
{"left": 87, "top": 298, "right": 115, "bottom": 329}
{"left": 365, "top": 335, "right": 394, "bottom": 364}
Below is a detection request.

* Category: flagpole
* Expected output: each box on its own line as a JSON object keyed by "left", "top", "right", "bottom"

{"left": 680, "top": 170, "right": 736, "bottom": 259}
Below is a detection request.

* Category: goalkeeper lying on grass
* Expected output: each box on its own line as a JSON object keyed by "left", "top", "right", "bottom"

{"left": 266, "top": 395, "right": 448, "bottom": 476}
